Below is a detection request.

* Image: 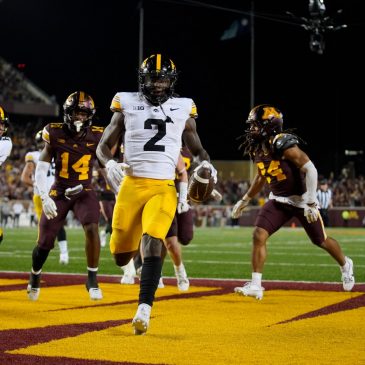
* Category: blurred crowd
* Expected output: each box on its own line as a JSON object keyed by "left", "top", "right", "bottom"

{"left": 0, "top": 57, "right": 44, "bottom": 103}
{"left": 213, "top": 174, "right": 365, "bottom": 208}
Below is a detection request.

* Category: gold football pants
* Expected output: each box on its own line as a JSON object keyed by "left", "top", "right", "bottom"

{"left": 110, "top": 176, "right": 177, "bottom": 254}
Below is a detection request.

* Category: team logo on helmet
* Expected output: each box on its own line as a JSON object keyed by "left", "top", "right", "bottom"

{"left": 63, "top": 91, "right": 96, "bottom": 134}
{"left": 246, "top": 104, "right": 283, "bottom": 140}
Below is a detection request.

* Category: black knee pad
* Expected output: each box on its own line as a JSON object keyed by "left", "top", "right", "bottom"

{"left": 141, "top": 234, "right": 163, "bottom": 258}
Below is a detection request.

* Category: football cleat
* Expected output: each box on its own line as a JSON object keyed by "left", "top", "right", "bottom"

{"left": 158, "top": 277, "right": 165, "bottom": 289}
{"left": 234, "top": 282, "right": 265, "bottom": 300}
{"left": 59, "top": 252, "right": 69, "bottom": 265}
{"left": 88, "top": 287, "right": 103, "bottom": 300}
{"left": 132, "top": 303, "right": 151, "bottom": 335}
{"left": 174, "top": 264, "right": 190, "bottom": 291}
{"left": 27, "top": 285, "right": 40, "bottom": 301}
{"left": 100, "top": 230, "right": 107, "bottom": 248}
{"left": 120, "top": 259, "right": 136, "bottom": 285}
{"left": 120, "top": 274, "right": 135, "bottom": 285}
{"left": 27, "top": 272, "right": 41, "bottom": 301}
{"left": 341, "top": 256, "right": 355, "bottom": 291}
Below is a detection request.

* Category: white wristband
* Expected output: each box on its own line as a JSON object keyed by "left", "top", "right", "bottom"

{"left": 179, "top": 181, "right": 188, "bottom": 202}
{"left": 301, "top": 160, "right": 318, "bottom": 203}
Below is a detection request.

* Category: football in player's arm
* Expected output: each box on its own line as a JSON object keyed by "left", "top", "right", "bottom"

{"left": 96, "top": 54, "right": 217, "bottom": 335}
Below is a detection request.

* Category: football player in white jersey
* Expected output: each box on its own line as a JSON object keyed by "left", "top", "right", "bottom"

{"left": 20, "top": 130, "right": 70, "bottom": 264}
{"left": 0, "top": 106, "right": 12, "bottom": 167}
{"left": 97, "top": 53, "right": 217, "bottom": 335}
{"left": 0, "top": 106, "right": 13, "bottom": 242}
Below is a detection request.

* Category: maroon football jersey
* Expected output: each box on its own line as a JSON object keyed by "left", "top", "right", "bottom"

{"left": 44, "top": 123, "right": 103, "bottom": 191}
{"left": 181, "top": 145, "right": 193, "bottom": 176}
{"left": 253, "top": 148, "right": 306, "bottom": 197}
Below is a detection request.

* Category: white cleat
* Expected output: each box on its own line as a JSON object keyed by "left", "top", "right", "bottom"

{"left": 175, "top": 265, "right": 190, "bottom": 291}
{"left": 132, "top": 303, "right": 151, "bottom": 335}
{"left": 120, "top": 274, "right": 135, "bottom": 285}
{"left": 158, "top": 277, "right": 165, "bottom": 289}
{"left": 27, "top": 284, "right": 40, "bottom": 301}
{"left": 59, "top": 252, "right": 69, "bottom": 265}
{"left": 120, "top": 259, "right": 136, "bottom": 284}
{"left": 234, "top": 282, "right": 265, "bottom": 300}
{"left": 341, "top": 256, "right": 355, "bottom": 291}
{"left": 89, "top": 287, "right": 103, "bottom": 300}
{"left": 100, "top": 230, "right": 107, "bottom": 248}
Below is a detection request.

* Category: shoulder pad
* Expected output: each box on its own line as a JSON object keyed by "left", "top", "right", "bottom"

{"left": 49, "top": 123, "right": 63, "bottom": 129}
{"left": 273, "top": 133, "right": 299, "bottom": 152}
{"left": 190, "top": 100, "right": 198, "bottom": 118}
{"left": 91, "top": 126, "right": 104, "bottom": 133}
{"left": 110, "top": 93, "right": 122, "bottom": 112}
{"left": 25, "top": 151, "right": 36, "bottom": 162}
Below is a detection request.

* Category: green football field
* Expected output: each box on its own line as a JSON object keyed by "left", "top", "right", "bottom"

{"left": 0, "top": 226, "right": 364, "bottom": 283}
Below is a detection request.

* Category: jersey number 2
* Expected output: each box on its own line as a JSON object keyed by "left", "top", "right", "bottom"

{"left": 143, "top": 119, "right": 166, "bottom": 152}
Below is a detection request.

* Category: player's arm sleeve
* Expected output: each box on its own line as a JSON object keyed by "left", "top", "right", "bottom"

{"left": 300, "top": 160, "right": 318, "bottom": 204}
{"left": 35, "top": 161, "right": 51, "bottom": 196}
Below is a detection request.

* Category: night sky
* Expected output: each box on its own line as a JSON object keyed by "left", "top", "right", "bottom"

{"left": 2, "top": 0, "right": 365, "bottom": 176}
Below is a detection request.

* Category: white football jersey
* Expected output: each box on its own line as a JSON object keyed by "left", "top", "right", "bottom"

{"left": 25, "top": 150, "right": 56, "bottom": 194}
{"left": 0, "top": 136, "right": 12, "bottom": 166}
{"left": 111, "top": 92, "right": 198, "bottom": 179}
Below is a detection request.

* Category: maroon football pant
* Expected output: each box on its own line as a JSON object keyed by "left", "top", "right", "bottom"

{"left": 38, "top": 190, "right": 100, "bottom": 250}
{"left": 255, "top": 200, "right": 326, "bottom": 245}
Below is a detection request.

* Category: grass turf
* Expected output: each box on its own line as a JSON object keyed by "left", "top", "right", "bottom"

{"left": 0, "top": 226, "right": 363, "bottom": 283}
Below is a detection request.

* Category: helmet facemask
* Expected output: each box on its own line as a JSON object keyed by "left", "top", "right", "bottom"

{"left": 246, "top": 105, "right": 283, "bottom": 142}
{"left": 239, "top": 104, "right": 284, "bottom": 158}
{"left": 139, "top": 54, "right": 178, "bottom": 105}
{"left": 63, "top": 91, "right": 95, "bottom": 134}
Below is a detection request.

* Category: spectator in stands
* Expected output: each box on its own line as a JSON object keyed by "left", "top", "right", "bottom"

{"left": 1, "top": 197, "right": 12, "bottom": 228}
{"left": 12, "top": 200, "right": 24, "bottom": 228}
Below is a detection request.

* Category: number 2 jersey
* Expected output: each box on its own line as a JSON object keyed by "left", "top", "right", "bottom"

{"left": 42, "top": 123, "right": 104, "bottom": 194}
{"left": 110, "top": 92, "right": 198, "bottom": 180}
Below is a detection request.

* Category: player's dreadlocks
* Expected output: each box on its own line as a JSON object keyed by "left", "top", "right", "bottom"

{"left": 238, "top": 127, "right": 306, "bottom": 159}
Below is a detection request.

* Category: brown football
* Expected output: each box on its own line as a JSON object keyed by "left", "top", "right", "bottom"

{"left": 188, "top": 166, "right": 214, "bottom": 203}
